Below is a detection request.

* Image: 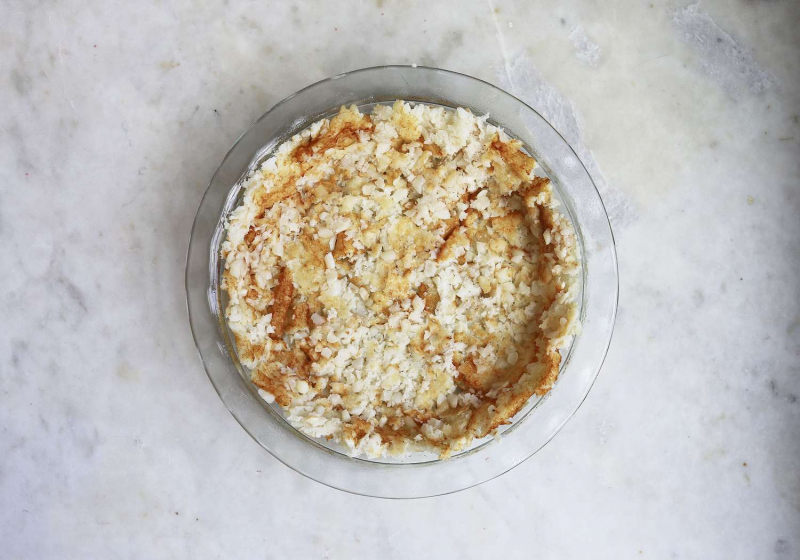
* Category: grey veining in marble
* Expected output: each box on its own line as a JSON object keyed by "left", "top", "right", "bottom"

{"left": 2, "top": 1, "right": 799, "bottom": 558}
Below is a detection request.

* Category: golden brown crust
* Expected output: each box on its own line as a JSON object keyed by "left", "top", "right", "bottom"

{"left": 287, "top": 302, "right": 310, "bottom": 334}
{"left": 293, "top": 106, "right": 373, "bottom": 164}
{"left": 455, "top": 357, "right": 489, "bottom": 394}
{"left": 269, "top": 268, "right": 294, "bottom": 340}
{"left": 222, "top": 102, "right": 579, "bottom": 459}
{"left": 491, "top": 137, "right": 535, "bottom": 177}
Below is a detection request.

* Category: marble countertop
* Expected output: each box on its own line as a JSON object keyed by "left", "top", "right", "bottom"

{"left": 2, "top": 1, "right": 799, "bottom": 558}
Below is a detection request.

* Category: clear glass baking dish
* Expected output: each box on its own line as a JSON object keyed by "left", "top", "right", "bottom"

{"left": 186, "top": 65, "right": 618, "bottom": 498}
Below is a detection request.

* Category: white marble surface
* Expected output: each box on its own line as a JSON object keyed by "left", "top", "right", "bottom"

{"left": 2, "top": 0, "right": 799, "bottom": 558}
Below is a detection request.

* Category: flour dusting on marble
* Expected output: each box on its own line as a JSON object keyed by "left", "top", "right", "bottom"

{"left": 672, "top": 3, "right": 776, "bottom": 100}
{"left": 569, "top": 26, "right": 601, "bottom": 67}
{"left": 498, "top": 54, "right": 635, "bottom": 230}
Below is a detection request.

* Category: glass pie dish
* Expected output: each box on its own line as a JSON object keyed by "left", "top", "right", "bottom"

{"left": 186, "top": 65, "right": 618, "bottom": 498}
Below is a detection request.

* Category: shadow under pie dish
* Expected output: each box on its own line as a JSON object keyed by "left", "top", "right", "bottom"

{"left": 186, "top": 66, "right": 617, "bottom": 498}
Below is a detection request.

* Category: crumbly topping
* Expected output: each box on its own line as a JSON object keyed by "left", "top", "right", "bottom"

{"left": 221, "top": 101, "right": 580, "bottom": 459}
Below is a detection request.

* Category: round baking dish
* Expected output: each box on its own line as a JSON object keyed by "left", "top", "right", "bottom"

{"left": 186, "top": 65, "right": 617, "bottom": 498}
